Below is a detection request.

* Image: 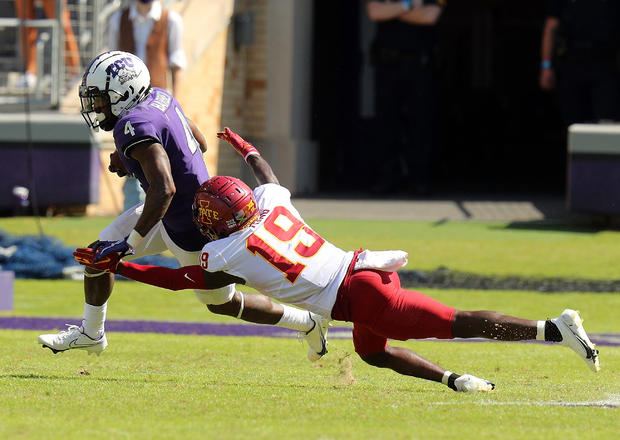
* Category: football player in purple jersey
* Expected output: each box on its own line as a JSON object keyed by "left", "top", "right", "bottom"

{"left": 38, "top": 51, "right": 329, "bottom": 360}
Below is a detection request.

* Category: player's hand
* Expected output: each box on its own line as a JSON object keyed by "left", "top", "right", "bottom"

{"left": 109, "top": 151, "right": 128, "bottom": 177}
{"left": 91, "top": 238, "right": 135, "bottom": 263}
{"left": 454, "top": 374, "right": 495, "bottom": 392}
{"left": 217, "top": 127, "right": 260, "bottom": 162}
{"left": 74, "top": 248, "right": 121, "bottom": 273}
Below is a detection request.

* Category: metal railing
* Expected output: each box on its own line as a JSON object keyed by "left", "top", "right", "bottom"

{"left": 0, "top": 16, "right": 58, "bottom": 105}
{"left": 0, "top": 0, "right": 120, "bottom": 110}
{"left": 0, "top": 0, "right": 181, "bottom": 111}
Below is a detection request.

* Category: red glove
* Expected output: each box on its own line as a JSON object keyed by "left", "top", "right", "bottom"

{"left": 217, "top": 127, "right": 260, "bottom": 162}
{"left": 73, "top": 248, "right": 121, "bottom": 273}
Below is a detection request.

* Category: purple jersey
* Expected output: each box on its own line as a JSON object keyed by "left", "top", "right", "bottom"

{"left": 113, "top": 87, "right": 209, "bottom": 251}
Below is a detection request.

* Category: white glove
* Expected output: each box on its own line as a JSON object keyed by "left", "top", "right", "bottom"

{"left": 454, "top": 374, "right": 495, "bottom": 392}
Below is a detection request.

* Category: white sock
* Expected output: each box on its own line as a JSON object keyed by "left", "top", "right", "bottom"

{"left": 535, "top": 320, "right": 545, "bottom": 341}
{"left": 276, "top": 305, "right": 314, "bottom": 332}
{"left": 82, "top": 302, "right": 107, "bottom": 338}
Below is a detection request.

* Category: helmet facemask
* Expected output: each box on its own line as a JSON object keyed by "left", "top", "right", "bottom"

{"left": 79, "top": 85, "right": 125, "bottom": 131}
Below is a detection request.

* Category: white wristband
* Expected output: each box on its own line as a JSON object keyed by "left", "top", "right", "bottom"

{"left": 243, "top": 151, "right": 261, "bottom": 162}
{"left": 441, "top": 370, "right": 453, "bottom": 385}
{"left": 126, "top": 229, "right": 144, "bottom": 249}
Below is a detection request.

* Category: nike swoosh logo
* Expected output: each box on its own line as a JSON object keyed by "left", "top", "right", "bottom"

{"left": 575, "top": 335, "right": 594, "bottom": 359}
{"left": 567, "top": 323, "right": 594, "bottom": 358}
{"left": 184, "top": 273, "right": 195, "bottom": 283}
{"left": 68, "top": 339, "right": 101, "bottom": 348}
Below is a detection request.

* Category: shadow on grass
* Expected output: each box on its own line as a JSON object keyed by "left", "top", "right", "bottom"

{"left": 399, "top": 267, "right": 620, "bottom": 292}
{"left": 0, "top": 373, "right": 134, "bottom": 383}
{"left": 499, "top": 220, "right": 606, "bottom": 234}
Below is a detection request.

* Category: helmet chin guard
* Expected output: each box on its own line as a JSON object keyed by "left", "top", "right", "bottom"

{"left": 79, "top": 51, "right": 151, "bottom": 131}
{"left": 193, "top": 176, "right": 259, "bottom": 240}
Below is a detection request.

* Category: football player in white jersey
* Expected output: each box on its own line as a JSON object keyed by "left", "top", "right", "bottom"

{"left": 74, "top": 127, "right": 600, "bottom": 392}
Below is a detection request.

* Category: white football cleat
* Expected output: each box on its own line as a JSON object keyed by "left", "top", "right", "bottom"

{"left": 551, "top": 309, "right": 600, "bottom": 372}
{"left": 302, "top": 312, "right": 329, "bottom": 362}
{"left": 38, "top": 325, "right": 107, "bottom": 356}
{"left": 454, "top": 374, "right": 495, "bottom": 392}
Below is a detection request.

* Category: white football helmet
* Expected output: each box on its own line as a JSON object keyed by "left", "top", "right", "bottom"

{"left": 79, "top": 51, "right": 151, "bottom": 131}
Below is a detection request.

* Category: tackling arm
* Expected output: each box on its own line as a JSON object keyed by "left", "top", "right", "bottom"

{"left": 117, "top": 261, "right": 244, "bottom": 291}
{"left": 246, "top": 154, "right": 279, "bottom": 186}
{"left": 217, "top": 127, "right": 279, "bottom": 185}
{"left": 74, "top": 247, "right": 287, "bottom": 326}
{"left": 120, "top": 262, "right": 289, "bottom": 325}
{"left": 74, "top": 248, "right": 243, "bottom": 291}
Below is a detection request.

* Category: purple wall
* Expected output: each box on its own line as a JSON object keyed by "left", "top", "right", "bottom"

{"left": 0, "top": 143, "right": 100, "bottom": 209}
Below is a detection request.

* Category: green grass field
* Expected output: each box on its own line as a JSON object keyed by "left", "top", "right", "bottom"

{"left": 2, "top": 215, "right": 620, "bottom": 279}
{"left": 1, "top": 217, "right": 619, "bottom": 439}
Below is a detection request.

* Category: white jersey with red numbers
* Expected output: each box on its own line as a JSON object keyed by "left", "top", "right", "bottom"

{"left": 200, "top": 184, "right": 354, "bottom": 317}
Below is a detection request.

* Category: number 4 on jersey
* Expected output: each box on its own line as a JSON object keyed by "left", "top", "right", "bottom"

{"left": 124, "top": 120, "right": 135, "bottom": 136}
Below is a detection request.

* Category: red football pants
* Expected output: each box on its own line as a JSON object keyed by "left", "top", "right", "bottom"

{"left": 331, "top": 269, "right": 456, "bottom": 357}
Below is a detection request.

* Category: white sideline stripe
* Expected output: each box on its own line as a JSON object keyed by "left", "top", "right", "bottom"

{"left": 430, "top": 394, "right": 620, "bottom": 409}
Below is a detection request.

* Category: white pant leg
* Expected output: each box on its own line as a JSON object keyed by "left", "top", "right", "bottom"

{"left": 98, "top": 203, "right": 168, "bottom": 258}
{"left": 98, "top": 206, "right": 232, "bottom": 304}
{"left": 98, "top": 203, "right": 143, "bottom": 241}
{"left": 159, "top": 226, "right": 235, "bottom": 305}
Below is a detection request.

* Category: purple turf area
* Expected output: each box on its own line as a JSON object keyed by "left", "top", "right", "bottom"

{"left": 1, "top": 316, "right": 619, "bottom": 347}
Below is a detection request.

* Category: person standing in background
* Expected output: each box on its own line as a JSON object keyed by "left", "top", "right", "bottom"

{"left": 108, "top": 0, "right": 188, "bottom": 211}
{"left": 539, "top": 0, "right": 620, "bottom": 126}
{"left": 14, "top": 0, "right": 80, "bottom": 88}
{"left": 366, "top": 0, "right": 445, "bottom": 196}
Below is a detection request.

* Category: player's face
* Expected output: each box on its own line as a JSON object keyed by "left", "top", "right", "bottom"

{"left": 80, "top": 90, "right": 116, "bottom": 131}
{"left": 92, "top": 96, "right": 111, "bottom": 119}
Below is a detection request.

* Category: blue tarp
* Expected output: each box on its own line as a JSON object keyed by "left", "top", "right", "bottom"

{"left": 0, "top": 229, "right": 179, "bottom": 279}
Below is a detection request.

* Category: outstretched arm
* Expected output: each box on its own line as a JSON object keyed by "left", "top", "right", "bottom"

{"left": 217, "top": 127, "right": 279, "bottom": 185}
{"left": 117, "top": 261, "right": 243, "bottom": 291}
{"left": 73, "top": 248, "right": 298, "bottom": 327}
{"left": 246, "top": 154, "right": 279, "bottom": 186}
{"left": 74, "top": 248, "right": 242, "bottom": 290}
{"left": 362, "top": 346, "right": 494, "bottom": 392}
